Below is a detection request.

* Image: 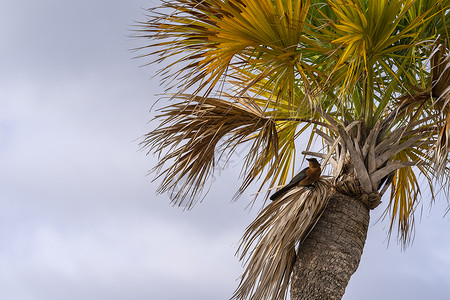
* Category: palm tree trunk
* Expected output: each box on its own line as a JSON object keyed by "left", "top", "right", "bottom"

{"left": 290, "top": 191, "right": 370, "bottom": 300}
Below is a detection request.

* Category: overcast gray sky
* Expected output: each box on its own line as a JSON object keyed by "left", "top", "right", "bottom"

{"left": 0, "top": 1, "right": 449, "bottom": 299}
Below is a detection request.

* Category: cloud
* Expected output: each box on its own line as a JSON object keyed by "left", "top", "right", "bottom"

{"left": 0, "top": 1, "right": 449, "bottom": 300}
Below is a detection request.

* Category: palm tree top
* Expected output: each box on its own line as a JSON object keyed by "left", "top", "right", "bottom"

{"left": 135, "top": 0, "right": 450, "bottom": 246}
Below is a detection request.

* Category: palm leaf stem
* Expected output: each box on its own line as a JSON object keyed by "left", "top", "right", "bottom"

{"left": 273, "top": 117, "right": 330, "bottom": 128}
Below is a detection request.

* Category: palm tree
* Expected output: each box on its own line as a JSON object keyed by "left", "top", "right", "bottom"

{"left": 134, "top": 0, "right": 450, "bottom": 299}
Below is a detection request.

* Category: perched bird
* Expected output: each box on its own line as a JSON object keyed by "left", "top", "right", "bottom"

{"left": 270, "top": 158, "right": 322, "bottom": 201}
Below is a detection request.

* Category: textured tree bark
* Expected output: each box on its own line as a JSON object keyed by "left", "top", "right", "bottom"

{"left": 290, "top": 191, "right": 370, "bottom": 300}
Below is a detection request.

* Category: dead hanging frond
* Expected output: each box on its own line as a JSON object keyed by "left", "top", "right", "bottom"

{"left": 432, "top": 41, "right": 450, "bottom": 176}
{"left": 396, "top": 38, "right": 450, "bottom": 177}
{"left": 437, "top": 112, "right": 450, "bottom": 175}
{"left": 233, "top": 179, "right": 332, "bottom": 300}
{"left": 140, "top": 94, "right": 278, "bottom": 209}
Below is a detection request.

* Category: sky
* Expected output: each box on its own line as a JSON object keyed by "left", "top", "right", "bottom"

{"left": 0, "top": 1, "right": 449, "bottom": 300}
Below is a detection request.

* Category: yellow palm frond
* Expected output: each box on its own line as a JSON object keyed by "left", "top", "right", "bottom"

{"left": 238, "top": 118, "right": 299, "bottom": 205}
{"left": 135, "top": 0, "right": 313, "bottom": 103}
{"left": 386, "top": 164, "right": 419, "bottom": 248}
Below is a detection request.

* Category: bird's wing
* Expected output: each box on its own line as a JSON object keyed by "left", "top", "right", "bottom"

{"left": 288, "top": 167, "right": 309, "bottom": 185}
{"left": 269, "top": 167, "right": 309, "bottom": 201}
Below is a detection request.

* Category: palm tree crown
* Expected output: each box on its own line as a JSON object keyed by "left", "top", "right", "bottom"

{"left": 134, "top": 0, "right": 449, "bottom": 298}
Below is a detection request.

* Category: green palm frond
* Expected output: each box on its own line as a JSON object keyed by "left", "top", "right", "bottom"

{"left": 322, "top": 0, "right": 445, "bottom": 126}
{"left": 233, "top": 179, "right": 331, "bottom": 300}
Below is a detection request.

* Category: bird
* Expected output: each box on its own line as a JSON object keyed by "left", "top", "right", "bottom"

{"left": 269, "top": 158, "right": 322, "bottom": 201}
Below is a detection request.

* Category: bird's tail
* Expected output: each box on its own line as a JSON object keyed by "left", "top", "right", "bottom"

{"left": 269, "top": 184, "right": 293, "bottom": 201}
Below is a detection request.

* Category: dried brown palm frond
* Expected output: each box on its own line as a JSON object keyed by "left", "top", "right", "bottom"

{"left": 432, "top": 42, "right": 450, "bottom": 176}
{"left": 396, "top": 39, "right": 450, "bottom": 176}
{"left": 140, "top": 94, "right": 278, "bottom": 209}
{"left": 233, "top": 178, "right": 332, "bottom": 300}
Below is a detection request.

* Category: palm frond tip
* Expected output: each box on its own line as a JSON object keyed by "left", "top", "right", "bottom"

{"left": 140, "top": 94, "right": 278, "bottom": 209}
